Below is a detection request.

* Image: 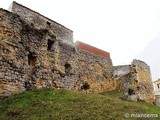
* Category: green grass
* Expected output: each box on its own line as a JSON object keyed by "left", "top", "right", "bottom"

{"left": 0, "top": 89, "right": 159, "bottom": 120}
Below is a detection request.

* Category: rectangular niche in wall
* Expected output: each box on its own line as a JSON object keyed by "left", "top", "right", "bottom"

{"left": 28, "top": 52, "right": 36, "bottom": 66}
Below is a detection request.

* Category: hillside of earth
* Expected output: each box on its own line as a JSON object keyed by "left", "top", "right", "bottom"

{"left": 0, "top": 88, "right": 159, "bottom": 120}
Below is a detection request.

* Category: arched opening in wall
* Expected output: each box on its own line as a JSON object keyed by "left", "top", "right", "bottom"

{"left": 47, "top": 39, "right": 55, "bottom": 51}
{"left": 28, "top": 52, "right": 36, "bottom": 66}
{"left": 65, "top": 63, "right": 72, "bottom": 75}
{"left": 157, "top": 84, "right": 160, "bottom": 89}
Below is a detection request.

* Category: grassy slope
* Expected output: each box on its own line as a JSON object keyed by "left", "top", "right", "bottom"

{"left": 0, "top": 89, "right": 159, "bottom": 120}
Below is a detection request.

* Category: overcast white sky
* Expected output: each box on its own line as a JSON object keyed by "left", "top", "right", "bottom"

{"left": 1, "top": 0, "right": 160, "bottom": 80}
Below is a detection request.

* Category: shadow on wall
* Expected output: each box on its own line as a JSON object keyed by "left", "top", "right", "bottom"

{"left": 136, "top": 36, "right": 160, "bottom": 81}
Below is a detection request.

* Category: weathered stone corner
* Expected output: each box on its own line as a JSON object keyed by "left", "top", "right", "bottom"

{"left": 113, "top": 59, "right": 154, "bottom": 103}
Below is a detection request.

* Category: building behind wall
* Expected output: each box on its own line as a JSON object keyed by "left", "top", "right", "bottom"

{"left": 153, "top": 79, "right": 160, "bottom": 106}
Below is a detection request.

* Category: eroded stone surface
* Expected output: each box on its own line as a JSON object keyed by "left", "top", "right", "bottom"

{"left": 114, "top": 59, "right": 154, "bottom": 103}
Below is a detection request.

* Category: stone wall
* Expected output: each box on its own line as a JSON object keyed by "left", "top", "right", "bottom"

{"left": 76, "top": 49, "right": 114, "bottom": 93}
{"left": 114, "top": 59, "right": 154, "bottom": 103}
{"left": 0, "top": 2, "right": 154, "bottom": 104}
{"left": 113, "top": 65, "right": 130, "bottom": 77}
{"left": 0, "top": 9, "right": 26, "bottom": 97}
{"left": 9, "top": 1, "right": 73, "bottom": 45}
{"left": 0, "top": 4, "right": 113, "bottom": 97}
{"left": 0, "top": 9, "right": 77, "bottom": 97}
{"left": 131, "top": 59, "right": 154, "bottom": 103}
{"left": 75, "top": 41, "right": 114, "bottom": 93}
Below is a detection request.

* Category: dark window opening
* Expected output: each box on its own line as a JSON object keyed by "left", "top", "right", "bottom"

{"left": 47, "top": 39, "right": 55, "bottom": 51}
{"left": 28, "top": 52, "right": 36, "bottom": 66}
{"left": 81, "top": 81, "right": 90, "bottom": 90}
{"left": 128, "top": 88, "right": 135, "bottom": 95}
{"left": 65, "top": 63, "right": 72, "bottom": 75}
{"left": 157, "top": 84, "right": 160, "bottom": 89}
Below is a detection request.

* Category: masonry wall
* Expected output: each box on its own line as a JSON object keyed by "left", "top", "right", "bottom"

{"left": 114, "top": 59, "right": 154, "bottom": 103}
{"left": 113, "top": 65, "right": 130, "bottom": 77}
{"left": 75, "top": 41, "right": 114, "bottom": 93}
{"left": 0, "top": 6, "right": 114, "bottom": 97}
{"left": 9, "top": 1, "right": 73, "bottom": 45}
{"left": 131, "top": 60, "right": 154, "bottom": 103}
{"left": 0, "top": 2, "right": 155, "bottom": 103}
{"left": 75, "top": 49, "right": 114, "bottom": 93}
{"left": 0, "top": 9, "right": 78, "bottom": 97}
{"left": 0, "top": 9, "right": 26, "bottom": 97}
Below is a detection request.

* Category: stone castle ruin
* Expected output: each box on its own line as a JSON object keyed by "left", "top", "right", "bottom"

{"left": 113, "top": 60, "right": 154, "bottom": 103}
{"left": 0, "top": 2, "right": 154, "bottom": 103}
